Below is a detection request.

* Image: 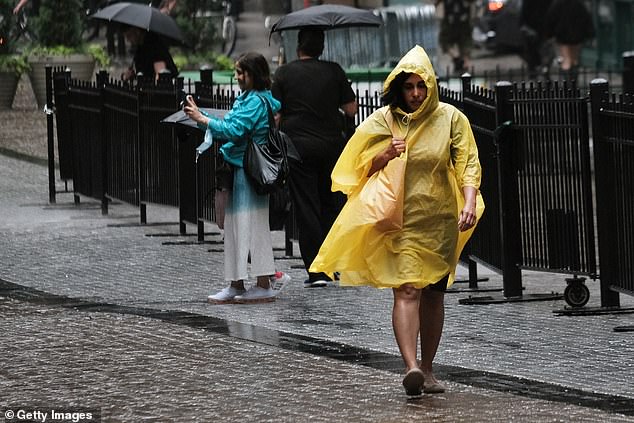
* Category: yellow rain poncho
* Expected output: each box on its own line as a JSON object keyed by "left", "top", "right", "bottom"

{"left": 310, "top": 45, "right": 484, "bottom": 289}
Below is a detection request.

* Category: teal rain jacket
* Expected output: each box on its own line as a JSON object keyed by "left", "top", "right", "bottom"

{"left": 200, "top": 89, "right": 281, "bottom": 167}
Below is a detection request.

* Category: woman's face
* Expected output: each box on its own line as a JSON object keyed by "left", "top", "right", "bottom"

{"left": 235, "top": 64, "right": 253, "bottom": 91}
{"left": 401, "top": 74, "right": 427, "bottom": 113}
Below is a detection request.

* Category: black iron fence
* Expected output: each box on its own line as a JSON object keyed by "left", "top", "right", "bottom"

{"left": 591, "top": 80, "right": 634, "bottom": 305}
{"left": 46, "top": 63, "right": 634, "bottom": 308}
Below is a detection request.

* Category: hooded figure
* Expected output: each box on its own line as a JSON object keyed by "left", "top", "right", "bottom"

{"left": 311, "top": 45, "right": 484, "bottom": 396}
{"left": 310, "top": 45, "right": 484, "bottom": 289}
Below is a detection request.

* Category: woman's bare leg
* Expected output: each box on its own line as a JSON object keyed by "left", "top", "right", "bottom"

{"left": 392, "top": 284, "right": 421, "bottom": 371}
{"left": 419, "top": 288, "right": 445, "bottom": 385}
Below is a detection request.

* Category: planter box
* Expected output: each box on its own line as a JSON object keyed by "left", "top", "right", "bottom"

{"left": 28, "top": 54, "right": 96, "bottom": 109}
{"left": 0, "top": 71, "right": 20, "bottom": 110}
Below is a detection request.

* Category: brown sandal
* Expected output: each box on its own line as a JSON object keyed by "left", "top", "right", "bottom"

{"left": 402, "top": 368, "right": 424, "bottom": 396}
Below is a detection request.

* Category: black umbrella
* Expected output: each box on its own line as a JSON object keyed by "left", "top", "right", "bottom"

{"left": 161, "top": 108, "right": 228, "bottom": 131}
{"left": 91, "top": 2, "right": 184, "bottom": 44}
{"left": 270, "top": 5, "right": 382, "bottom": 33}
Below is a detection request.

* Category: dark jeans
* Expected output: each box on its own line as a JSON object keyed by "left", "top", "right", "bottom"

{"left": 289, "top": 153, "right": 345, "bottom": 282}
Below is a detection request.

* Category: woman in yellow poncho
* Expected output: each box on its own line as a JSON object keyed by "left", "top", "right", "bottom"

{"left": 310, "top": 45, "right": 484, "bottom": 396}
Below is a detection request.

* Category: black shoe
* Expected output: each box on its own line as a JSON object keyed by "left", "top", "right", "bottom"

{"left": 304, "top": 279, "right": 328, "bottom": 288}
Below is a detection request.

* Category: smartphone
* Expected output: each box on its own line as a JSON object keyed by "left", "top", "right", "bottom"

{"left": 178, "top": 90, "right": 187, "bottom": 109}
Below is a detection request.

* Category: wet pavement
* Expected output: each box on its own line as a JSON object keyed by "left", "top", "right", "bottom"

{"left": 1, "top": 134, "right": 634, "bottom": 422}
{"left": 2, "top": 293, "right": 630, "bottom": 423}
{"left": 2, "top": 5, "right": 634, "bottom": 423}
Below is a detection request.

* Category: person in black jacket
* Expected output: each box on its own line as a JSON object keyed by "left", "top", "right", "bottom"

{"left": 121, "top": 26, "right": 178, "bottom": 81}
{"left": 520, "top": 0, "right": 553, "bottom": 78}
{"left": 272, "top": 29, "right": 358, "bottom": 288}
{"left": 544, "top": 0, "right": 595, "bottom": 76}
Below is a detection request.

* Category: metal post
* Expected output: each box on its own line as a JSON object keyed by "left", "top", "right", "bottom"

{"left": 461, "top": 73, "right": 472, "bottom": 95}
{"left": 200, "top": 67, "right": 213, "bottom": 86}
{"left": 136, "top": 81, "right": 146, "bottom": 224}
{"left": 589, "top": 78, "right": 620, "bottom": 308}
{"left": 461, "top": 73, "right": 479, "bottom": 288}
{"left": 623, "top": 51, "right": 634, "bottom": 94}
{"left": 97, "top": 70, "right": 109, "bottom": 215}
{"left": 495, "top": 81, "right": 523, "bottom": 298}
{"left": 45, "top": 65, "right": 56, "bottom": 204}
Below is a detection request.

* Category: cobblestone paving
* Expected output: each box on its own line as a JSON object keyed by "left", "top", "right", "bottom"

{"left": 1, "top": 297, "right": 632, "bottom": 423}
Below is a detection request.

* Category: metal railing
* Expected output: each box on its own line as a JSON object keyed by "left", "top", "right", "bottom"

{"left": 46, "top": 64, "right": 634, "bottom": 307}
{"left": 591, "top": 80, "right": 634, "bottom": 306}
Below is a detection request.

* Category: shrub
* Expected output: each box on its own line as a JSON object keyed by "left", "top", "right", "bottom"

{"left": 33, "top": 0, "right": 83, "bottom": 49}
{"left": 0, "top": 53, "right": 29, "bottom": 75}
{"left": 173, "top": 51, "right": 234, "bottom": 71}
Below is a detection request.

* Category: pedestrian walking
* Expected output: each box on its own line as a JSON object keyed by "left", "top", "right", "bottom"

{"left": 520, "top": 0, "right": 554, "bottom": 78}
{"left": 544, "top": 0, "right": 595, "bottom": 77}
{"left": 310, "top": 45, "right": 484, "bottom": 396}
{"left": 184, "top": 52, "right": 289, "bottom": 304}
{"left": 436, "top": 0, "right": 476, "bottom": 73}
{"left": 121, "top": 25, "right": 178, "bottom": 81}
{"left": 271, "top": 28, "right": 358, "bottom": 288}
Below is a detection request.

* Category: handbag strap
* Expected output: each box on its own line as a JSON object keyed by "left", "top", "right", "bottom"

{"left": 254, "top": 94, "right": 276, "bottom": 128}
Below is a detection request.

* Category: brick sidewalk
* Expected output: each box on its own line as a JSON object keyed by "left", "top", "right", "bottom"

{"left": 4, "top": 296, "right": 630, "bottom": 422}
{"left": 0, "top": 149, "right": 633, "bottom": 422}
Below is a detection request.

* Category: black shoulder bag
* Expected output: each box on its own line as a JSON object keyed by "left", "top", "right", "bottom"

{"left": 243, "top": 96, "right": 292, "bottom": 195}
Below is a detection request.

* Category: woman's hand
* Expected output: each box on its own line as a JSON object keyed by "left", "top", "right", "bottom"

{"left": 387, "top": 137, "right": 406, "bottom": 159}
{"left": 368, "top": 137, "right": 406, "bottom": 176}
{"left": 458, "top": 186, "right": 477, "bottom": 232}
{"left": 183, "top": 95, "right": 209, "bottom": 127}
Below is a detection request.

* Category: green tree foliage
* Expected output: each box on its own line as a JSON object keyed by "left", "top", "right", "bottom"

{"left": 174, "top": 0, "right": 225, "bottom": 54}
{"left": 34, "top": 0, "right": 83, "bottom": 49}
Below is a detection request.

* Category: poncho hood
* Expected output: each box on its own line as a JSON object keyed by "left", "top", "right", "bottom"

{"left": 383, "top": 45, "right": 439, "bottom": 121}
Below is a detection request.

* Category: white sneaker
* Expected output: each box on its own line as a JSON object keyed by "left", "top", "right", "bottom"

{"left": 234, "top": 286, "right": 276, "bottom": 303}
{"left": 207, "top": 286, "right": 245, "bottom": 304}
{"left": 270, "top": 271, "right": 291, "bottom": 292}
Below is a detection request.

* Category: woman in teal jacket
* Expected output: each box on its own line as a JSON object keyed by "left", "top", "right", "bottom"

{"left": 185, "top": 52, "right": 284, "bottom": 304}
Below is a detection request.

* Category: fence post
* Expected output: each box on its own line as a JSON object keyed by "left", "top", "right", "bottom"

{"left": 200, "top": 67, "right": 213, "bottom": 85}
{"left": 45, "top": 65, "right": 56, "bottom": 204}
{"left": 589, "top": 78, "right": 621, "bottom": 308}
{"left": 461, "top": 73, "right": 472, "bottom": 96}
{"left": 460, "top": 72, "right": 483, "bottom": 288}
{"left": 495, "top": 81, "right": 523, "bottom": 298}
{"left": 623, "top": 51, "right": 634, "bottom": 94}
{"left": 97, "top": 70, "right": 109, "bottom": 215}
{"left": 136, "top": 81, "right": 146, "bottom": 224}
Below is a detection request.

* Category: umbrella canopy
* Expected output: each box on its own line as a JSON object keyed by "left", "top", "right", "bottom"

{"left": 270, "top": 4, "right": 382, "bottom": 33}
{"left": 161, "top": 108, "right": 227, "bottom": 131}
{"left": 91, "top": 2, "right": 184, "bottom": 44}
